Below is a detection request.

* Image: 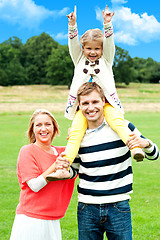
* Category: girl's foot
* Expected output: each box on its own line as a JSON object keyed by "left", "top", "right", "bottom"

{"left": 132, "top": 148, "right": 145, "bottom": 162}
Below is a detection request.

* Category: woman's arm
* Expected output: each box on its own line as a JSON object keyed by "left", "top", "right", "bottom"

{"left": 27, "top": 176, "right": 47, "bottom": 192}
{"left": 27, "top": 153, "right": 70, "bottom": 192}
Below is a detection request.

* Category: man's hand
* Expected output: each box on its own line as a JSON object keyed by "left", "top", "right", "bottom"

{"left": 126, "top": 133, "right": 150, "bottom": 150}
{"left": 67, "top": 5, "right": 77, "bottom": 26}
{"left": 102, "top": 5, "right": 114, "bottom": 24}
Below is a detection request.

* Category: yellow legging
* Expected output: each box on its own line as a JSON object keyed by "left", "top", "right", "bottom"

{"left": 64, "top": 103, "right": 137, "bottom": 164}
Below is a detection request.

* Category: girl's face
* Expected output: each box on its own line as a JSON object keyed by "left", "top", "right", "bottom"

{"left": 83, "top": 40, "right": 103, "bottom": 62}
{"left": 33, "top": 114, "right": 54, "bottom": 145}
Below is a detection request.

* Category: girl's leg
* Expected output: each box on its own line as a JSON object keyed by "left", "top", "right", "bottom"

{"left": 64, "top": 110, "right": 87, "bottom": 163}
{"left": 46, "top": 110, "right": 87, "bottom": 181}
{"left": 103, "top": 103, "right": 145, "bottom": 161}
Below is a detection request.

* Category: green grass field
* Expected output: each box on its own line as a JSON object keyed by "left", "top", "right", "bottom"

{"left": 0, "top": 84, "right": 160, "bottom": 239}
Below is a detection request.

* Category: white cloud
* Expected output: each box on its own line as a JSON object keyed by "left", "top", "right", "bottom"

{"left": 95, "top": 7, "right": 102, "bottom": 22}
{"left": 96, "top": 5, "right": 160, "bottom": 45}
{"left": 0, "top": 0, "right": 69, "bottom": 29}
{"left": 58, "top": 7, "right": 69, "bottom": 17}
{"left": 52, "top": 32, "right": 68, "bottom": 41}
{"left": 111, "top": 0, "right": 127, "bottom": 4}
{"left": 114, "top": 31, "right": 137, "bottom": 45}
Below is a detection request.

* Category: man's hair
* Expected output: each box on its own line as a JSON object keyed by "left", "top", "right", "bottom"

{"left": 77, "top": 82, "right": 105, "bottom": 103}
{"left": 80, "top": 29, "right": 104, "bottom": 47}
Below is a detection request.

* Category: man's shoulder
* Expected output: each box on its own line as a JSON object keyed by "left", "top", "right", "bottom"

{"left": 82, "top": 122, "right": 122, "bottom": 146}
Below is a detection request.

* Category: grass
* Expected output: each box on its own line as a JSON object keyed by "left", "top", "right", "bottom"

{"left": 0, "top": 113, "right": 71, "bottom": 240}
{"left": 61, "top": 112, "right": 160, "bottom": 240}
{"left": 0, "top": 84, "right": 160, "bottom": 239}
{"left": 125, "top": 113, "right": 160, "bottom": 240}
{"left": 0, "top": 112, "right": 160, "bottom": 240}
{"left": 0, "top": 85, "right": 68, "bottom": 103}
{"left": 117, "top": 83, "right": 160, "bottom": 103}
{"left": 0, "top": 83, "right": 160, "bottom": 104}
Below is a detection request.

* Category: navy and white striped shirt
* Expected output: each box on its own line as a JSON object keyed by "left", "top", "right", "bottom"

{"left": 70, "top": 120, "right": 159, "bottom": 204}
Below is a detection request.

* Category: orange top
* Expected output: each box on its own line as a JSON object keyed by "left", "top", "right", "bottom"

{"left": 16, "top": 144, "right": 76, "bottom": 220}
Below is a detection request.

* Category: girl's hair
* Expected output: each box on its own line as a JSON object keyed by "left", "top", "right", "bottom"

{"left": 28, "top": 109, "right": 59, "bottom": 143}
{"left": 77, "top": 82, "right": 105, "bottom": 102}
{"left": 80, "top": 29, "right": 104, "bottom": 47}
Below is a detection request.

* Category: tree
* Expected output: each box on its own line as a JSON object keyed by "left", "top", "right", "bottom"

{"left": 149, "top": 61, "right": 160, "bottom": 83}
{"left": 0, "top": 68, "right": 8, "bottom": 86}
{"left": 0, "top": 32, "right": 159, "bottom": 86}
{"left": 113, "top": 46, "right": 135, "bottom": 85}
{"left": 46, "top": 45, "right": 74, "bottom": 86}
{"left": 5, "top": 58, "right": 28, "bottom": 85}
{"left": 24, "top": 33, "right": 59, "bottom": 84}
{"left": 4, "top": 36, "right": 23, "bottom": 49}
{"left": 0, "top": 37, "right": 27, "bottom": 86}
{"left": 132, "top": 57, "right": 160, "bottom": 83}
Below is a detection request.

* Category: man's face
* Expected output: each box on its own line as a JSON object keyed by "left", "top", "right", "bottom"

{"left": 79, "top": 90, "right": 105, "bottom": 129}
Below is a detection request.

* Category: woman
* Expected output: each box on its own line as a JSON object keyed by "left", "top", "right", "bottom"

{"left": 10, "top": 109, "right": 76, "bottom": 240}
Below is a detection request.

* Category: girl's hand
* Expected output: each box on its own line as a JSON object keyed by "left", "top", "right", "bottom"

{"left": 42, "top": 152, "right": 70, "bottom": 181}
{"left": 54, "top": 152, "right": 70, "bottom": 170}
{"left": 102, "top": 5, "right": 114, "bottom": 24}
{"left": 67, "top": 5, "right": 77, "bottom": 26}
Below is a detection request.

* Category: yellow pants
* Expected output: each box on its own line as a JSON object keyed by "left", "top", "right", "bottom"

{"left": 64, "top": 103, "right": 134, "bottom": 164}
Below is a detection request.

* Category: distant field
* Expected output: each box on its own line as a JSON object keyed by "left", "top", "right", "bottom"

{"left": 0, "top": 83, "right": 160, "bottom": 113}
{"left": 0, "top": 83, "right": 160, "bottom": 240}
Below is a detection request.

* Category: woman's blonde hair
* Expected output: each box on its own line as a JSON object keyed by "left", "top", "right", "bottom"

{"left": 28, "top": 109, "right": 59, "bottom": 143}
{"left": 80, "top": 29, "right": 104, "bottom": 47}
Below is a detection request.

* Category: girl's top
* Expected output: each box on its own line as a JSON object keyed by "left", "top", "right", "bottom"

{"left": 16, "top": 144, "right": 76, "bottom": 220}
{"left": 65, "top": 22, "right": 124, "bottom": 120}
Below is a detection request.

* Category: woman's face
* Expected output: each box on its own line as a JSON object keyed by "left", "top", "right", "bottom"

{"left": 33, "top": 114, "right": 54, "bottom": 145}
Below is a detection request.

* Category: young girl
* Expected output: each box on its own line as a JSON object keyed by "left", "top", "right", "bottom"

{"left": 46, "top": 5, "right": 145, "bottom": 181}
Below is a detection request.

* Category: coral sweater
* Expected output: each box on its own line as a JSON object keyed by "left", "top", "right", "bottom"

{"left": 16, "top": 144, "right": 75, "bottom": 220}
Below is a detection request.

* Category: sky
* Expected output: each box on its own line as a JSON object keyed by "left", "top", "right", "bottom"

{"left": 0, "top": 0, "right": 160, "bottom": 62}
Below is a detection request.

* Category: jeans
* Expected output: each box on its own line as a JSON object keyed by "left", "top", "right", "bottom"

{"left": 77, "top": 200, "right": 132, "bottom": 240}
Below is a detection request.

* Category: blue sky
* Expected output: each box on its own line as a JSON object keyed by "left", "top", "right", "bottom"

{"left": 0, "top": 0, "right": 160, "bottom": 62}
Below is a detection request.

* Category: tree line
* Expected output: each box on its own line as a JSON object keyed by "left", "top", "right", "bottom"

{"left": 0, "top": 32, "right": 160, "bottom": 86}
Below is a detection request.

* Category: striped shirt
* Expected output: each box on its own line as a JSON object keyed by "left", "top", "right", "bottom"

{"left": 70, "top": 120, "right": 159, "bottom": 204}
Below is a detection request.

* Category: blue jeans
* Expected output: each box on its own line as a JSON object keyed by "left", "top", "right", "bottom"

{"left": 77, "top": 200, "right": 132, "bottom": 240}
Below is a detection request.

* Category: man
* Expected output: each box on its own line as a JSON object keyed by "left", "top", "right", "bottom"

{"left": 68, "top": 82, "right": 159, "bottom": 240}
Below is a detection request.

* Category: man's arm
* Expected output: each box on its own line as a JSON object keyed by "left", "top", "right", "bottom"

{"left": 70, "top": 157, "right": 80, "bottom": 178}
{"left": 142, "top": 138, "right": 159, "bottom": 160}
